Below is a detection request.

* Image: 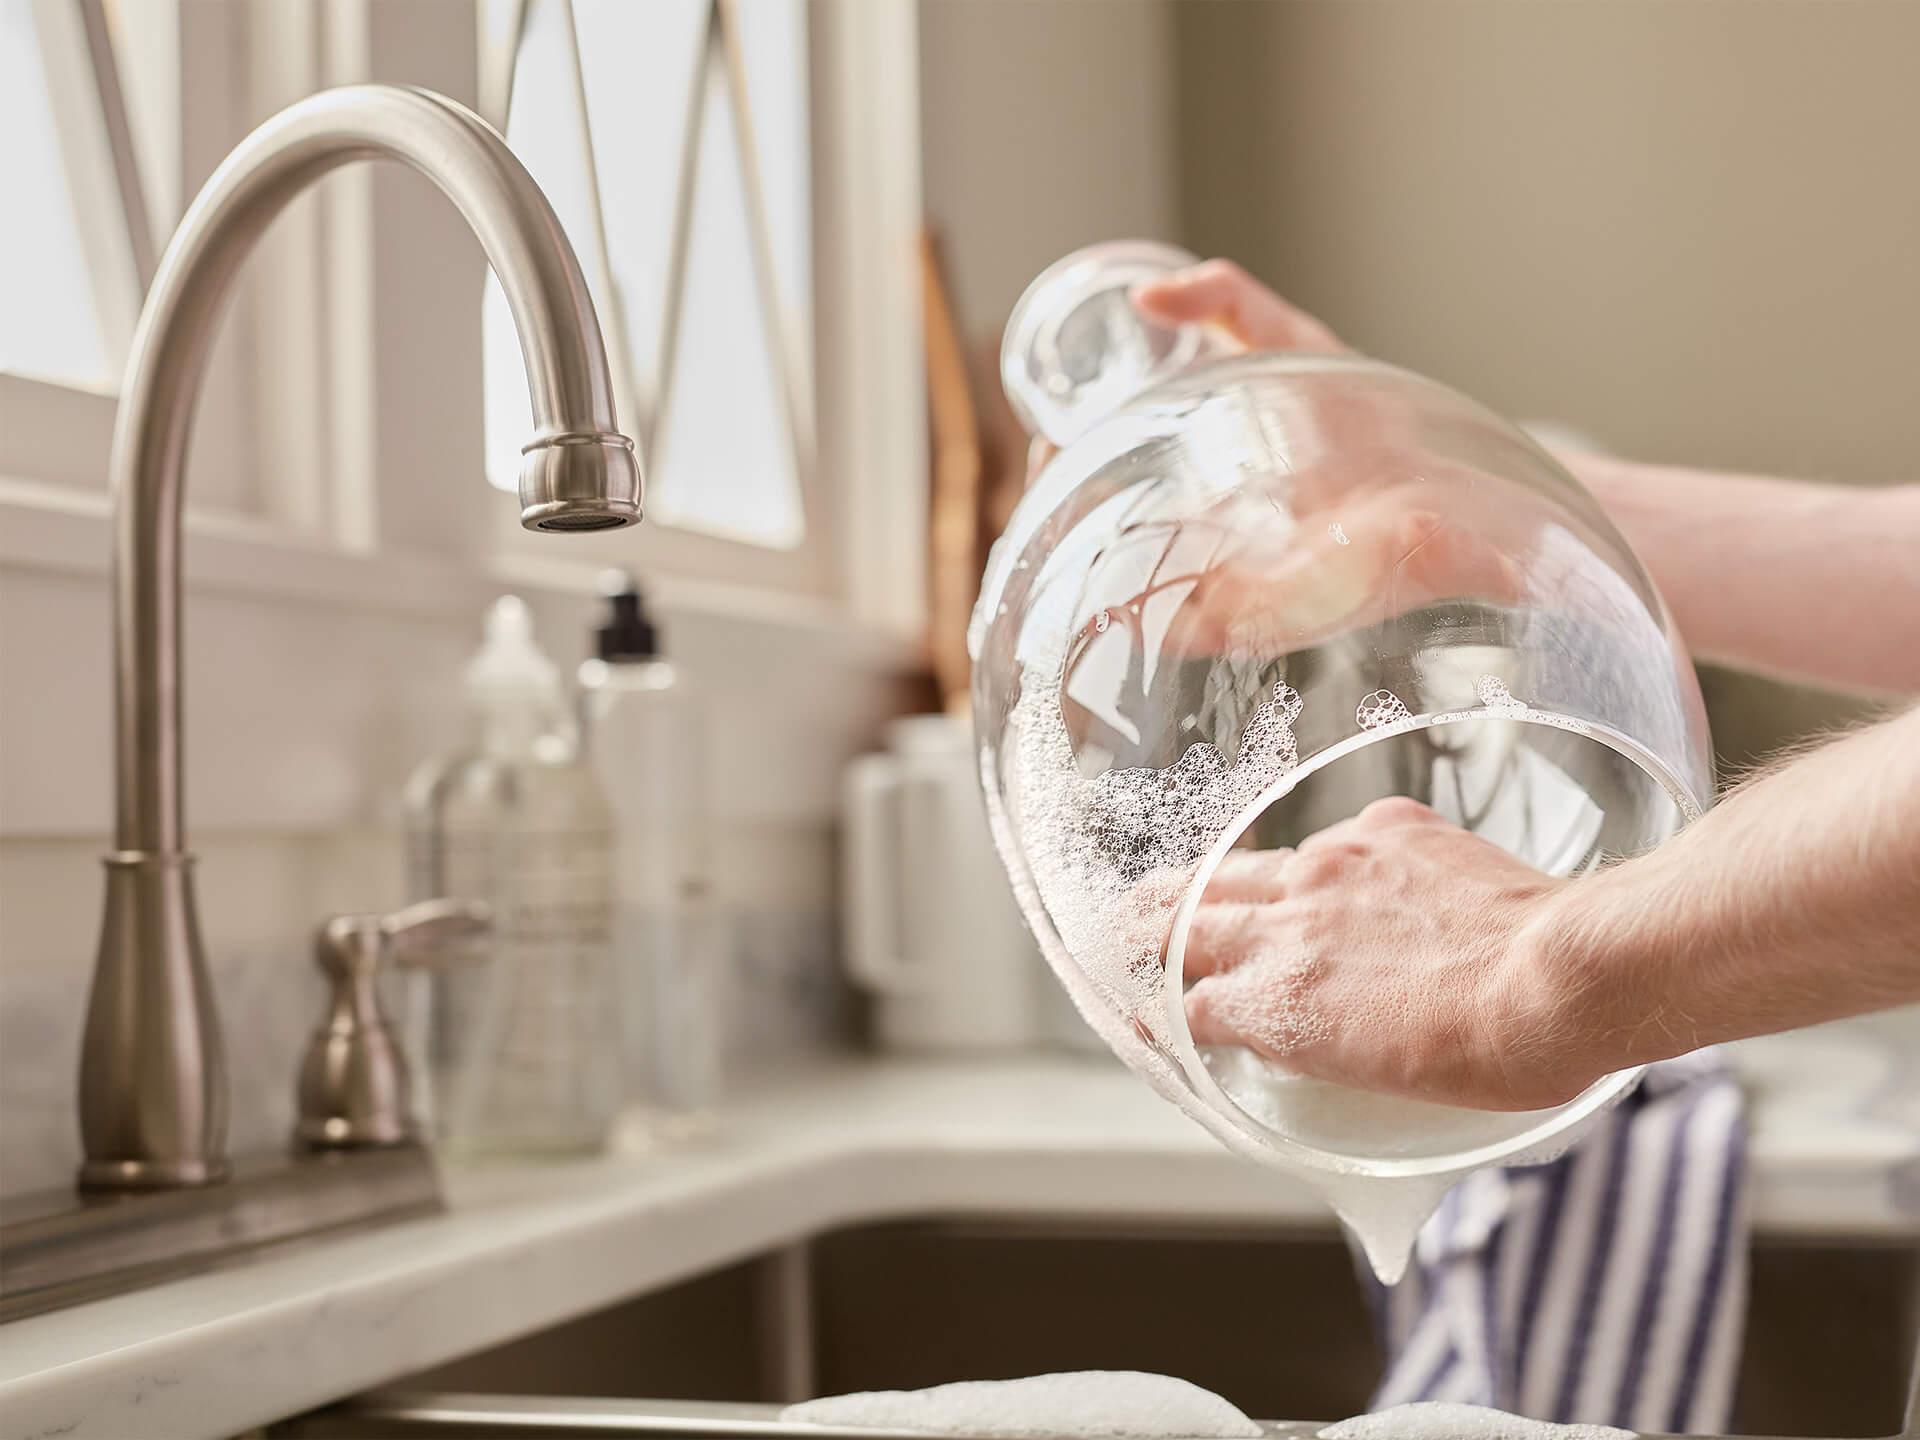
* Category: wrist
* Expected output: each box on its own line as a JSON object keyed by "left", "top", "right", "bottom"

{"left": 1507, "top": 870, "right": 1666, "bottom": 1087}
{"left": 1547, "top": 446, "right": 1641, "bottom": 509}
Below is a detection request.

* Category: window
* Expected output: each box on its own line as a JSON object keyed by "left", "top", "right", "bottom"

{"left": 0, "top": 0, "right": 148, "bottom": 487}
{"left": 2, "top": 0, "right": 925, "bottom": 629}
{"left": 483, "top": 0, "right": 824, "bottom": 579}
{"left": 0, "top": 0, "right": 318, "bottom": 521}
{"left": 0, "top": 1, "right": 117, "bottom": 389}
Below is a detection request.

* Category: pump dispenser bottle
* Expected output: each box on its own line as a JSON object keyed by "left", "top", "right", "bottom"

{"left": 405, "top": 596, "right": 618, "bottom": 1153}
{"left": 578, "top": 572, "right": 723, "bottom": 1133}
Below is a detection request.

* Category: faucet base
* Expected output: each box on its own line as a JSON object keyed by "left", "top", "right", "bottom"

{"left": 77, "top": 852, "right": 229, "bottom": 1190}
{"left": 78, "top": 1155, "right": 230, "bottom": 1191}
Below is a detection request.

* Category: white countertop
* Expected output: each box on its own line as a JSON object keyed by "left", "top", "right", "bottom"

{"left": 4, "top": 1044, "right": 1918, "bottom": 1440}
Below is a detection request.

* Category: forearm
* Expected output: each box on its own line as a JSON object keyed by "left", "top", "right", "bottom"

{"left": 1527, "top": 705, "right": 1920, "bottom": 1068}
{"left": 1566, "top": 451, "right": 1920, "bottom": 695}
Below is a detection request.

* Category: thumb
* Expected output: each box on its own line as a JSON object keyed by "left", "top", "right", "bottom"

{"left": 1132, "top": 259, "right": 1348, "bottom": 355}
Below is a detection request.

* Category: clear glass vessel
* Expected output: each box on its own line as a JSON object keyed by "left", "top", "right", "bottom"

{"left": 971, "top": 243, "right": 1713, "bottom": 1259}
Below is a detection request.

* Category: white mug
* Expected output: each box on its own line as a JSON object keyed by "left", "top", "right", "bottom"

{"left": 843, "top": 713, "right": 1071, "bottom": 1052}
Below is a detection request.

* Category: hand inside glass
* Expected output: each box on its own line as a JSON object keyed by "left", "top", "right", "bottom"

{"left": 1026, "top": 261, "right": 1578, "bottom": 1110}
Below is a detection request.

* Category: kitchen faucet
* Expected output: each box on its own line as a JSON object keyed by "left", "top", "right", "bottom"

{"left": 76, "top": 84, "right": 642, "bottom": 1190}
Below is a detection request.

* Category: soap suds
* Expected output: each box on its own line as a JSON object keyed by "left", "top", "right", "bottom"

{"left": 991, "top": 657, "right": 1303, "bottom": 1062}
{"left": 1355, "top": 689, "right": 1411, "bottom": 730}
{"left": 980, "top": 649, "right": 1647, "bottom": 1285}
{"left": 1190, "top": 946, "right": 1330, "bottom": 1056}
{"left": 1328, "top": 521, "right": 1351, "bottom": 545}
{"left": 1476, "top": 675, "right": 1526, "bottom": 713}
{"left": 1320, "top": 1402, "right": 1632, "bottom": 1440}
{"left": 782, "top": 1372, "right": 1263, "bottom": 1438}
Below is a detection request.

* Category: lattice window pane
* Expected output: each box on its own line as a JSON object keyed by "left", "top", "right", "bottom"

{"left": 0, "top": 0, "right": 114, "bottom": 390}
{"left": 484, "top": 0, "right": 812, "bottom": 552}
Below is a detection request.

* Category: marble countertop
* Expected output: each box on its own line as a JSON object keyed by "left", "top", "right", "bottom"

{"left": 3, "top": 1041, "right": 1918, "bottom": 1440}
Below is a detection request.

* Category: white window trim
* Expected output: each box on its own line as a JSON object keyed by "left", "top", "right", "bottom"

{"left": 810, "top": 0, "right": 926, "bottom": 633}
{"left": 0, "top": 473, "right": 918, "bottom": 675}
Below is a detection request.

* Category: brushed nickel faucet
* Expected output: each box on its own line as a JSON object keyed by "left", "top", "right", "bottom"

{"left": 77, "top": 84, "right": 642, "bottom": 1190}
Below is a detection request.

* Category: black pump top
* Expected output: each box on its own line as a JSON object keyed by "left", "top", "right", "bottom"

{"left": 594, "top": 569, "right": 660, "bottom": 661}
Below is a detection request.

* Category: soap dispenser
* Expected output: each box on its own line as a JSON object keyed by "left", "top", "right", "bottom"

{"left": 405, "top": 596, "right": 619, "bottom": 1154}
{"left": 578, "top": 572, "right": 724, "bottom": 1132}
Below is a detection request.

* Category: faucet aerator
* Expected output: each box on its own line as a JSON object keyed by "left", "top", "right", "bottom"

{"left": 518, "top": 432, "right": 644, "bottom": 533}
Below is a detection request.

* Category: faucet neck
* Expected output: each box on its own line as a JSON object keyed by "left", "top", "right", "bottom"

{"left": 108, "top": 85, "right": 630, "bottom": 855}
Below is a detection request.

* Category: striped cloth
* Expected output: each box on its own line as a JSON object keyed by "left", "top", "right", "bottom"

{"left": 1361, "top": 1052, "right": 1749, "bottom": 1433}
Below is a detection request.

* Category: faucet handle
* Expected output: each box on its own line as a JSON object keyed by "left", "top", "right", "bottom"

{"left": 379, "top": 898, "right": 492, "bottom": 965}
{"left": 297, "top": 900, "right": 492, "bottom": 1150}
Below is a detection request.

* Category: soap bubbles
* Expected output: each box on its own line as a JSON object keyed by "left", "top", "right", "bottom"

{"left": 1477, "top": 675, "right": 1527, "bottom": 713}
{"left": 995, "top": 662, "right": 1307, "bottom": 1063}
{"left": 1355, "top": 689, "right": 1411, "bottom": 730}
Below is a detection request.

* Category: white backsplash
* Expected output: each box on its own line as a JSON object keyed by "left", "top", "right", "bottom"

{"left": 0, "top": 897, "right": 848, "bottom": 1195}
{"left": 0, "top": 556, "right": 914, "bottom": 1198}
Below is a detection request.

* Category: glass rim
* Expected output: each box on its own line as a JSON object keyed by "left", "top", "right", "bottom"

{"left": 1157, "top": 703, "right": 1705, "bottom": 1180}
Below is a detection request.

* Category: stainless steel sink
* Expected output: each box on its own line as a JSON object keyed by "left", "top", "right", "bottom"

{"left": 277, "top": 1218, "right": 1920, "bottom": 1439}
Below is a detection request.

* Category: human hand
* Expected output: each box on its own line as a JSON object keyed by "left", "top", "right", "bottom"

{"left": 1181, "top": 798, "right": 1612, "bottom": 1112}
{"left": 1021, "top": 259, "right": 1535, "bottom": 667}
{"left": 1131, "top": 258, "right": 1350, "bottom": 355}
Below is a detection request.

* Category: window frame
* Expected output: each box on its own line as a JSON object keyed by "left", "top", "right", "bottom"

{"left": 0, "top": 0, "right": 926, "bottom": 642}
{"left": 0, "top": 0, "right": 150, "bottom": 478}
{"left": 482, "top": 0, "right": 841, "bottom": 601}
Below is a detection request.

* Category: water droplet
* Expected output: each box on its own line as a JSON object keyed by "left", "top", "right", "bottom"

{"left": 1328, "top": 521, "right": 1350, "bottom": 546}
{"left": 1093, "top": 609, "right": 1111, "bottom": 633}
{"left": 1356, "top": 689, "right": 1411, "bottom": 730}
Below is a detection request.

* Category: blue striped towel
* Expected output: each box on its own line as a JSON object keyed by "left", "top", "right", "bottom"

{"left": 1361, "top": 1051, "right": 1749, "bottom": 1432}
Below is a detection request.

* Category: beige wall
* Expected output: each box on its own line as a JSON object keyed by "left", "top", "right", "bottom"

{"left": 919, "top": 0, "right": 1181, "bottom": 341}
{"left": 1176, "top": 0, "right": 1920, "bottom": 485}
{"left": 1173, "top": 0, "right": 1919, "bottom": 761}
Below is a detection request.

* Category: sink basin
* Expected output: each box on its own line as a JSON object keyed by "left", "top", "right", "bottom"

{"left": 278, "top": 1218, "right": 1920, "bottom": 1439}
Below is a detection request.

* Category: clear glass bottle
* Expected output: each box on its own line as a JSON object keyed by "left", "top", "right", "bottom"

{"left": 577, "top": 573, "right": 723, "bottom": 1137}
{"left": 405, "top": 596, "right": 618, "bottom": 1154}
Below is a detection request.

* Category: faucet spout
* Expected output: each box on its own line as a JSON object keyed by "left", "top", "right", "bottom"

{"left": 79, "top": 85, "right": 640, "bottom": 1189}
